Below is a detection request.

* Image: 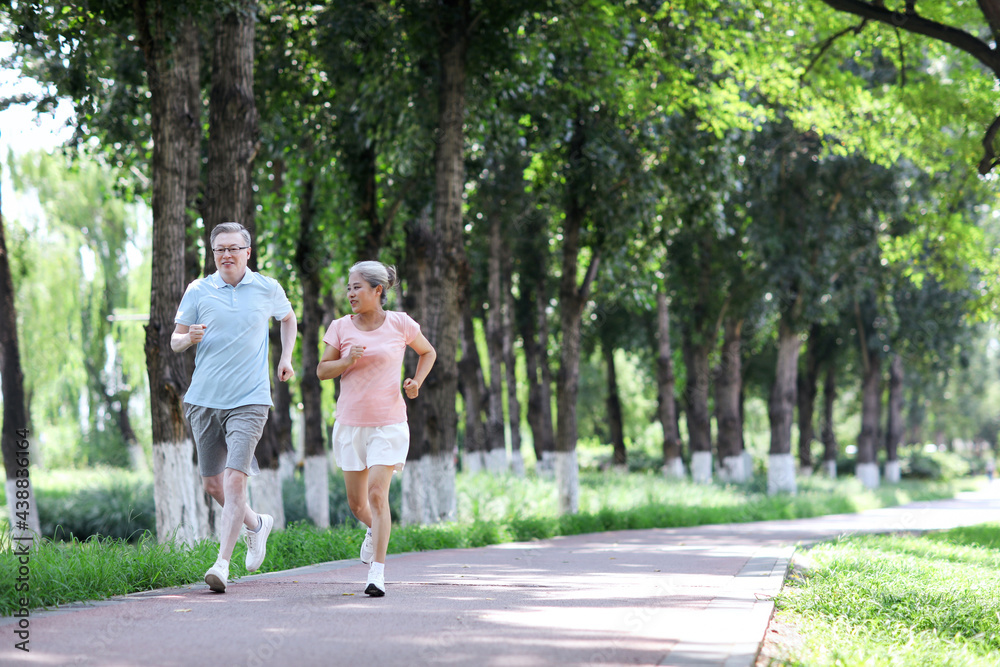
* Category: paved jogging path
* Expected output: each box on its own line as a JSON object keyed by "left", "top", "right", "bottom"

{"left": 4, "top": 484, "right": 1000, "bottom": 667}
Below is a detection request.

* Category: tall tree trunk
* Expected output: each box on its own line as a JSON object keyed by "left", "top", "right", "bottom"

{"left": 682, "top": 330, "right": 713, "bottom": 484}
{"left": 820, "top": 364, "right": 838, "bottom": 478}
{"left": 252, "top": 323, "right": 291, "bottom": 529}
{"left": 502, "top": 253, "right": 524, "bottom": 476}
{"left": 554, "top": 115, "right": 600, "bottom": 514}
{"left": 295, "top": 177, "right": 329, "bottom": 528}
{"left": 458, "top": 309, "right": 488, "bottom": 473}
{"left": 715, "top": 317, "right": 745, "bottom": 483}
{"left": 884, "top": 354, "right": 904, "bottom": 484}
{"left": 525, "top": 275, "right": 556, "bottom": 474}
{"left": 603, "top": 343, "right": 627, "bottom": 468}
{"left": 767, "top": 317, "right": 799, "bottom": 494}
{"left": 484, "top": 213, "right": 508, "bottom": 473}
{"left": 1, "top": 175, "right": 41, "bottom": 539}
{"left": 136, "top": 6, "right": 211, "bottom": 546}
{"left": 655, "top": 289, "right": 683, "bottom": 478}
{"left": 856, "top": 349, "right": 882, "bottom": 489}
{"left": 797, "top": 326, "right": 820, "bottom": 475}
{"left": 203, "top": 0, "right": 259, "bottom": 273}
{"left": 400, "top": 1, "right": 469, "bottom": 523}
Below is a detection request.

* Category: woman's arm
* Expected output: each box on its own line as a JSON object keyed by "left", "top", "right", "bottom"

{"left": 316, "top": 342, "right": 365, "bottom": 381}
{"left": 402, "top": 333, "right": 436, "bottom": 399}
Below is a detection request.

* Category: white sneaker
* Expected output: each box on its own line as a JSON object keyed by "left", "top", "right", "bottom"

{"left": 365, "top": 567, "right": 385, "bottom": 597}
{"left": 205, "top": 560, "right": 229, "bottom": 593}
{"left": 245, "top": 514, "right": 273, "bottom": 572}
{"left": 360, "top": 528, "right": 375, "bottom": 565}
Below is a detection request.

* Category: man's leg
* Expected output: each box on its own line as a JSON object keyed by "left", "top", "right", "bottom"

{"left": 202, "top": 473, "right": 259, "bottom": 532}
{"left": 218, "top": 468, "right": 251, "bottom": 562}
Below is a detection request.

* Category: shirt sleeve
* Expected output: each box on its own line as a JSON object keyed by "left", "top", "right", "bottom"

{"left": 174, "top": 281, "right": 199, "bottom": 325}
{"left": 270, "top": 279, "right": 293, "bottom": 320}
{"left": 322, "top": 318, "right": 341, "bottom": 349}
{"left": 401, "top": 312, "right": 421, "bottom": 345}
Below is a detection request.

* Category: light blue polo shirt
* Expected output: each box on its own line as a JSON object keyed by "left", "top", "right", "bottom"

{"left": 175, "top": 270, "right": 293, "bottom": 409}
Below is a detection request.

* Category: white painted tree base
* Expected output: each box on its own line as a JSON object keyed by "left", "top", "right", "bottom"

{"left": 464, "top": 451, "right": 486, "bottom": 475}
{"left": 278, "top": 451, "right": 297, "bottom": 482}
{"left": 303, "top": 454, "right": 329, "bottom": 529}
{"left": 153, "top": 439, "right": 208, "bottom": 546}
{"left": 536, "top": 451, "right": 556, "bottom": 478}
{"left": 743, "top": 452, "right": 755, "bottom": 481}
{"left": 485, "top": 448, "right": 508, "bottom": 474}
{"left": 128, "top": 444, "right": 147, "bottom": 472}
{"left": 884, "top": 460, "right": 901, "bottom": 484}
{"left": 555, "top": 450, "right": 579, "bottom": 514}
{"left": 5, "top": 478, "right": 41, "bottom": 539}
{"left": 691, "top": 451, "right": 713, "bottom": 484}
{"left": 249, "top": 468, "right": 286, "bottom": 531}
{"left": 661, "top": 457, "right": 685, "bottom": 479}
{"left": 798, "top": 465, "right": 813, "bottom": 477}
{"left": 821, "top": 459, "right": 837, "bottom": 478}
{"left": 767, "top": 454, "right": 797, "bottom": 495}
{"left": 719, "top": 455, "right": 749, "bottom": 484}
{"left": 856, "top": 462, "right": 880, "bottom": 489}
{"left": 400, "top": 453, "right": 456, "bottom": 525}
{"left": 510, "top": 450, "right": 525, "bottom": 477}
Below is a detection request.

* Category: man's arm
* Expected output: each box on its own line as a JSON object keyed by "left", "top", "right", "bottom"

{"left": 171, "top": 323, "right": 205, "bottom": 352}
{"left": 277, "top": 310, "right": 297, "bottom": 382}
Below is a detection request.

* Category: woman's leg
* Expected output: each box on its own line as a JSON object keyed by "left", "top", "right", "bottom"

{"left": 366, "top": 465, "right": 395, "bottom": 562}
{"left": 343, "top": 470, "right": 372, "bottom": 528}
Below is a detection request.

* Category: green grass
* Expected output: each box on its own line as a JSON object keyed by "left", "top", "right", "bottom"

{"left": 0, "top": 470, "right": 979, "bottom": 616}
{"left": 769, "top": 523, "right": 1000, "bottom": 666}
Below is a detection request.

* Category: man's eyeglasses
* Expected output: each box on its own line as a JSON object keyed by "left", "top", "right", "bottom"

{"left": 212, "top": 246, "right": 250, "bottom": 255}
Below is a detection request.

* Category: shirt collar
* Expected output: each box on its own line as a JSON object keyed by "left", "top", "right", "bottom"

{"left": 209, "top": 270, "right": 256, "bottom": 289}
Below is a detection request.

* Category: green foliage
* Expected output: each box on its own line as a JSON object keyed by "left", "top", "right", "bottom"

{"left": 900, "top": 446, "right": 971, "bottom": 482}
{"left": 774, "top": 524, "right": 1000, "bottom": 665}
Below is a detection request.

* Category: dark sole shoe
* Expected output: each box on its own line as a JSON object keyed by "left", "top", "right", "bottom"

{"left": 205, "top": 573, "right": 226, "bottom": 593}
{"left": 365, "top": 583, "right": 385, "bottom": 597}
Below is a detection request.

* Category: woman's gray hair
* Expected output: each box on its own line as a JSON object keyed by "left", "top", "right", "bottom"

{"left": 349, "top": 261, "right": 398, "bottom": 306}
{"left": 210, "top": 222, "right": 252, "bottom": 247}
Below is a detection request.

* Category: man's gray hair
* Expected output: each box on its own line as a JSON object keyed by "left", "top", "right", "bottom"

{"left": 210, "top": 222, "right": 252, "bottom": 247}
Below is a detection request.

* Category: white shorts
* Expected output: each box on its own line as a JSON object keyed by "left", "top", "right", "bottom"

{"left": 331, "top": 421, "right": 410, "bottom": 472}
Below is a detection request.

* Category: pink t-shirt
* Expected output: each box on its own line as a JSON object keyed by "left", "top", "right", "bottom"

{"left": 322, "top": 310, "right": 421, "bottom": 426}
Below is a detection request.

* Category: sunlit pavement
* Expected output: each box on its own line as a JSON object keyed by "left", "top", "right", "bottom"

{"left": 3, "top": 482, "right": 999, "bottom": 667}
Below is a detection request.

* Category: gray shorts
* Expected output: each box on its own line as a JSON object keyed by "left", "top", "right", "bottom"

{"left": 184, "top": 403, "right": 269, "bottom": 477}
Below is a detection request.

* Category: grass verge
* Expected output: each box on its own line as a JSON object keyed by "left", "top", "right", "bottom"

{"left": 0, "top": 472, "right": 980, "bottom": 616}
{"left": 766, "top": 522, "right": 1000, "bottom": 666}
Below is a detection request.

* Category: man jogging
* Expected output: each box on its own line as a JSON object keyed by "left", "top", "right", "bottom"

{"left": 171, "top": 222, "right": 297, "bottom": 592}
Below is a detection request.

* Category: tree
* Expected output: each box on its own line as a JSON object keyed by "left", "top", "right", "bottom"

{"left": 0, "top": 163, "right": 40, "bottom": 538}
{"left": 814, "top": 1, "right": 1000, "bottom": 175}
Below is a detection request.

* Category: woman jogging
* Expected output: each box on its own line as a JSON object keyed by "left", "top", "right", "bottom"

{"left": 317, "top": 261, "right": 436, "bottom": 596}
